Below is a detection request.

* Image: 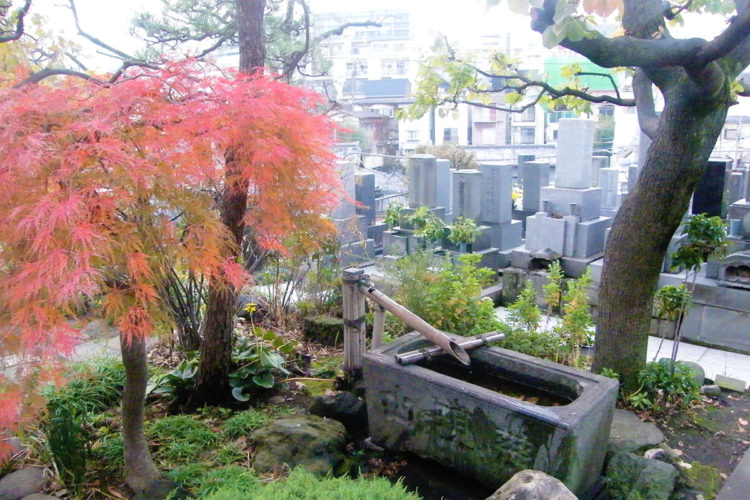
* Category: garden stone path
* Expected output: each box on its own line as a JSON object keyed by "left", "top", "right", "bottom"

{"left": 716, "top": 447, "right": 750, "bottom": 500}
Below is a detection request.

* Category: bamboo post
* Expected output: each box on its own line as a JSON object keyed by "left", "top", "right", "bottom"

{"left": 342, "top": 268, "right": 367, "bottom": 376}
{"left": 372, "top": 304, "right": 386, "bottom": 350}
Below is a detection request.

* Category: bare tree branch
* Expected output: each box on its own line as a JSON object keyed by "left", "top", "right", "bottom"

{"left": 68, "top": 0, "right": 135, "bottom": 60}
{"left": 14, "top": 67, "right": 106, "bottom": 87}
{"left": 0, "top": 0, "right": 31, "bottom": 43}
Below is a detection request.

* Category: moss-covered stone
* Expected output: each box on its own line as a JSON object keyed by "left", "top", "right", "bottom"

{"left": 250, "top": 415, "right": 347, "bottom": 476}
{"left": 303, "top": 315, "right": 344, "bottom": 346}
{"left": 605, "top": 450, "right": 678, "bottom": 500}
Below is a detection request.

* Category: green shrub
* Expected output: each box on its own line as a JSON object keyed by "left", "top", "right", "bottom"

{"left": 204, "top": 467, "right": 420, "bottom": 500}
{"left": 507, "top": 281, "right": 541, "bottom": 334}
{"left": 542, "top": 260, "right": 564, "bottom": 316}
{"left": 627, "top": 359, "right": 701, "bottom": 414}
{"left": 390, "top": 252, "right": 501, "bottom": 336}
{"left": 447, "top": 216, "right": 481, "bottom": 245}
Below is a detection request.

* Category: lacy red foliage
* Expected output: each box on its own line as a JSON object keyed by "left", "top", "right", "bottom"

{"left": 0, "top": 60, "right": 340, "bottom": 459}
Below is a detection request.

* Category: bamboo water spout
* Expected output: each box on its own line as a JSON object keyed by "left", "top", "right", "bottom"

{"left": 358, "top": 282, "right": 471, "bottom": 366}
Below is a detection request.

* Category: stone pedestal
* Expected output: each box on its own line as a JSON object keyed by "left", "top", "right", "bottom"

{"left": 540, "top": 186, "right": 602, "bottom": 222}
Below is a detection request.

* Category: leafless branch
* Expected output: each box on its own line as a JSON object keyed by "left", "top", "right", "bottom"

{"left": 68, "top": 0, "right": 134, "bottom": 60}
{"left": 14, "top": 68, "right": 106, "bottom": 87}
{"left": 0, "top": 0, "right": 31, "bottom": 43}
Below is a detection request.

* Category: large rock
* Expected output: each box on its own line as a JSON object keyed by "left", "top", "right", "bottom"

{"left": 0, "top": 467, "right": 46, "bottom": 500}
{"left": 606, "top": 451, "right": 678, "bottom": 500}
{"left": 310, "top": 392, "right": 367, "bottom": 438}
{"left": 681, "top": 361, "right": 705, "bottom": 386}
{"left": 303, "top": 315, "right": 344, "bottom": 346}
{"left": 250, "top": 415, "right": 347, "bottom": 476}
{"left": 486, "top": 470, "right": 577, "bottom": 500}
{"left": 609, "top": 409, "right": 664, "bottom": 452}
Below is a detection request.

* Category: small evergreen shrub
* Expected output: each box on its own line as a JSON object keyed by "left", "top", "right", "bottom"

{"left": 627, "top": 359, "right": 701, "bottom": 414}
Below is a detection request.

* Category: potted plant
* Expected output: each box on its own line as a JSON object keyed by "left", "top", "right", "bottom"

{"left": 448, "top": 216, "right": 481, "bottom": 253}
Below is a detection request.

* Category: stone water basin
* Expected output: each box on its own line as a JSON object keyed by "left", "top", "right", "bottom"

{"left": 362, "top": 332, "right": 618, "bottom": 496}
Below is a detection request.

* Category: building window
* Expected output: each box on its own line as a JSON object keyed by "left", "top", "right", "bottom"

{"left": 519, "top": 127, "right": 535, "bottom": 144}
{"left": 407, "top": 129, "right": 419, "bottom": 141}
{"left": 599, "top": 104, "right": 615, "bottom": 117}
{"left": 548, "top": 110, "right": 576, "bottom": 123}
{"left": 725, "top": 128, "right": 739, "bottom": 140}
{"left": 519, "top": 106, "right": 535, "bottom": 122}
{"left": 443, "top": 128, "right": 459, "bottom": 144}
{"left": 396, "top": 60, "right": 407, "bottom": 74}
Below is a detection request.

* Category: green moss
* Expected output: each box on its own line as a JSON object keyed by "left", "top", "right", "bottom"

{"left": 301, "top": 379, "right": 335, "bottom": 396}
{"left": 684, "top": 462, "right": 721, "bottom": 499}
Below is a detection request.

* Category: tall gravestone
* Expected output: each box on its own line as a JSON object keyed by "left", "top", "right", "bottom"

{"left": 600, "top": 167, "right": 620, "bottom": 213}
{"left": 518, "top": 119, "right": 613, "bottom": 272}
{"left": 409, "top": 154, "right": 438, "bottom": 209}
{"left": 540, "top": 118, "right": 602, "bottom": 221}
{"left": 452, "top": 169, "right": 482, "bottom": 221}
{"left": 591, "top": 155, "right": 609, "bottom": 188}
{"left": 693, "top": 158, "right": 731, "bottom": 218}
{"left": 435, "top": 159, "right": 452, "bottom": 217}
{"left": 480, "top": 162, "right": 523, "bottom": 252}
{"left": 355, "top": 172, "right": 376, "bottom": 224}
{"left": 517, "top": 154, "right": 535, "bottom": 184}
{"left": 522, "top": 161, "right": 550, "bottom": 212}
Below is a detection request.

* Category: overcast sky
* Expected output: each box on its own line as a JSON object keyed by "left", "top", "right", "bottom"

{"left": 26, "top": 0, "right": 732, "bottom": 73}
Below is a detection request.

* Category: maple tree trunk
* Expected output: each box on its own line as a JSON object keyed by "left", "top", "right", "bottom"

{"left": 120, "top": 333, "right": 160, "bottom": 493}
{"left": 190, "top": 0, "right": 266, "bottom": 407}
{"left": 593, "top": 77, "right": 729, "bottom": 390}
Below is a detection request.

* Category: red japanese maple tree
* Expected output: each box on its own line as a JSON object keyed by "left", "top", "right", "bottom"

{"left": 0, "top": 60, "right": 338, "bottom": 488}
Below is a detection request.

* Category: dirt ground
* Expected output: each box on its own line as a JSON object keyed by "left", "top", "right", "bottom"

{"left": 656, "top": 390, "right": 750, "bottom": 486}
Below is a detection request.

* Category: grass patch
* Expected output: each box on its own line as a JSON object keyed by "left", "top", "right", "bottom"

{"left": 204, "top": 467, "right": 421, "bottom": 500}
{"left": 45, "top": 358, "right": 126, "bottom": 418}
{"left": 222, "top": 409, "right": 270, "bottom": 439}
{"left": 148, "top": 415, "right": 220, "bottom": 464}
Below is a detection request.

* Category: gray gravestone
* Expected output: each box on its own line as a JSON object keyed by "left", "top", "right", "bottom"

{"left": 409, "top": 154, "right": 437, "bottom": 208}
{"left": 555, "top": 118, "right": 596, "bottom": 189}
{"left": 452, "top": 169, "right": 482, "bottom": 221}
{"left": 480, "top": 162, "right": 513, "bottom": 224}
{"left": 355, "top": 172, "right": 376, "bottom": 224}
{"left": 522, "top": 161, "right": 550, "bottom": 212}
{"left": 436, "top": 158, "right": 452, "bottom": 213}
{"left": 727, "top": 170, "right": 745, "bottom": 206}
{"left": 331, "top": 161, "right": 356, "bottom": 220}
{"left": 600, "top": 168, "right": 620, "bottom": 210}
{"left": 517, "top": 154, "right": 535, "bottom": 184}
{"left": 591, "top": 155, "right": 609, "bottom": 188}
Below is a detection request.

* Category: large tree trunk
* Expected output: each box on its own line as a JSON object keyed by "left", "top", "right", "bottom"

{"left": 593, "top": 76, "right": 730, "bottom": 389}
{"left": 120, "top": 333, "right": 160, "bottom": 493}
{"left": 190, "top": 0, "right": 266, "bottom": 407}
